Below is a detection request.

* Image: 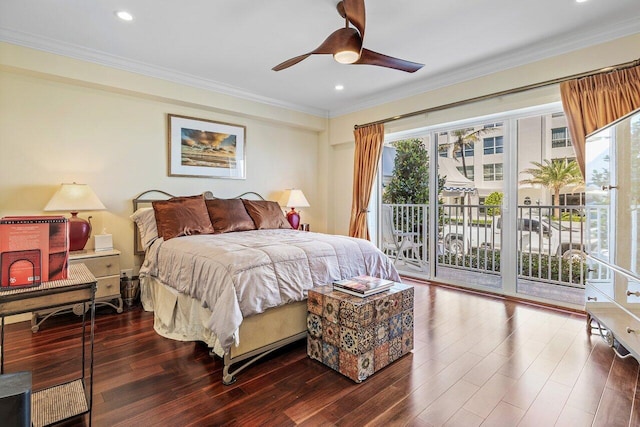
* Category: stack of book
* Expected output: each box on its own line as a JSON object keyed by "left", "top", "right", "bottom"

{"left": 332, "top": 275, "right": 394, "bottom": 297}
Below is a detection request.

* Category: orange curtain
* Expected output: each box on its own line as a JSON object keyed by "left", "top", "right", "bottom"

{"left": 560, "top": 64, "right": 640, "bottom": 176}
{"left": 349, "top": 123, "right": 385, "bottom": 240}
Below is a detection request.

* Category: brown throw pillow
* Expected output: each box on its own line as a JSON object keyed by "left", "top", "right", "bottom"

{"left": 242, "top": 199, "right": 292, "bottom": 230}
{"left": 205, "top": 198, "right": 256, "bottom": 233}
{"left": 152, "top": 195, "right": 214, "bottom": 241}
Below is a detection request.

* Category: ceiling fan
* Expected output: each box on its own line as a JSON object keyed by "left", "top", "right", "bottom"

{"left": 272, "top": 0, "right": 424, "bottom": 73}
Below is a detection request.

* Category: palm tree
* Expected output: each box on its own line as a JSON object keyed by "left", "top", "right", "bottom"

{"left": 445, "top": 127, "right": 493, "bottom": 178}
{"left": 520, "top": 159, "right": 584, "bottom": 218}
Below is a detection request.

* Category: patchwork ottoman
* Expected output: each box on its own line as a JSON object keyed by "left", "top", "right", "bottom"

{"left": 307, "top": 283, "right": 414, "bottom": 383}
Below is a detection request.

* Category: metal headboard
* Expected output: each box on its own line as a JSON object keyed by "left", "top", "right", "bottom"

{"left": 132, "top": 190, "right": 265, "bottom": 255}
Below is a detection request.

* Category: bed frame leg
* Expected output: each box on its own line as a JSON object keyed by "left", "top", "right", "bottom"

{"left": 222, "top": 354, "right": 237, "bottom": 385}
{"left": 221, "top": 350, "right": 277, "bottom": 386}
{"left": 218, "top": 332, "right": 308, "bottom": 385}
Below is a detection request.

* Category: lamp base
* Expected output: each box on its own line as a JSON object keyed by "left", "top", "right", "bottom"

{"left": 286, "top": 208, "right": 300, "bottom": 230}
{"left": 68, "top": 212, "right": 92, "bottom": 252}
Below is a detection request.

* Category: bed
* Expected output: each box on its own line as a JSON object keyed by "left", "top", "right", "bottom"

{"left": 132, "top": 190, "right": 400, "bottom": 384}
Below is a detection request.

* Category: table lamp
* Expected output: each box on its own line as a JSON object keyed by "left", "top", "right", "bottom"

{"left": 279, "top": 189, "right": 310, "bottom": 230}
{"left": 44, "top": 183, "right": 106, "bottom": 251}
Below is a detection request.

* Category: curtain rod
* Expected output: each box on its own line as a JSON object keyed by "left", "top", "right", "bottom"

{"left": 354, "top": 57, "right": 640, "bottom": 130}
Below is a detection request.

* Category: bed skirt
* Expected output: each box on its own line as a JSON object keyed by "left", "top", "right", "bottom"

{"left": 140, "top": 275, "right": 225, "bottom": 355}
{"left": 140, "top": 276, "right": 309, "bottom": 380}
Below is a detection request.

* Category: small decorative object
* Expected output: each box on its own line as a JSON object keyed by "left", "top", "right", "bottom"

{"left": 278, "top": 189, "right": 310, "bottom": 230}
{"left": 168, "top": 114, "right": 246, "bottom": 179}
{"left": 0, "top": 216, "right": 69, "bottom": 286}
{"left": 44, "top": 183, "right": 106, "bottom": 252}
{"left": 94, "top": 229, "right": 113, "bottom": 252}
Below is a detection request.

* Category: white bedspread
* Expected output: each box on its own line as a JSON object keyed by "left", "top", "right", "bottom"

{"left": 139, "top": 229, "right": 400, "bottom": 351}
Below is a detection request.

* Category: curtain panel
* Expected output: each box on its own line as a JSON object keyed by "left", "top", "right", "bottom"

{"left": 560, "top": 64, "right": 640, "bottom": 176}
{"left": 349, "top": 124, "right": 385, "bottom": 240}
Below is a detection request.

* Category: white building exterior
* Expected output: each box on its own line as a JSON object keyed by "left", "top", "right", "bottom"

{"left": 434, "top": 112, "right": 581, "bottom": 208}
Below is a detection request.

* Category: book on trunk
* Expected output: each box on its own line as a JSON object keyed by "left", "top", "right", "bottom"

{"left": 333, "top": 275, "right": 394, "bottom": 297}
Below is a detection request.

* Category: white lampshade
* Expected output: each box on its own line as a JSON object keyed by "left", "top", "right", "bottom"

{"left": 44, "top": 183, "right": 106, "bottom": 212}
{"left": 279, "top": 189, "right": 310, "bottom": 208}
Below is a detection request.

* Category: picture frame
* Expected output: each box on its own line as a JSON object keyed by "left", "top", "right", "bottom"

{"left": 168, "top": 114, "right": 246, "bottom": 179}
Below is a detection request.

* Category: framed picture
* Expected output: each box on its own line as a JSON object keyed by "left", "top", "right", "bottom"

{"left": 168, "top": 114, "right": 246, "bottom": 179}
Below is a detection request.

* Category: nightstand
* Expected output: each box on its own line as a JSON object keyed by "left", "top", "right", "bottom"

{"left": 31, "top": 249, "right": 122, "bottom": 332}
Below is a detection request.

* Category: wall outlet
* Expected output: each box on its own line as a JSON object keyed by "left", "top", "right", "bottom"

{"left": 121, "top": 269, "right": 134, "bottom": 278}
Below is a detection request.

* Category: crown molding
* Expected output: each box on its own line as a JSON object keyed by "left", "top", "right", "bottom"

{"left": 2, "top": 18, "right": 638, "bottom": 121}
{"left": 0, "top": 28, "right": 329, "bottom": 118}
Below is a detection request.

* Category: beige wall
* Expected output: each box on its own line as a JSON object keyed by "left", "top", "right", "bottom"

{"left": 0, "top": 43, "right": 328, "bottom": 273}
{"left": 326, "top": 33, "right": 640, "bottom": 234}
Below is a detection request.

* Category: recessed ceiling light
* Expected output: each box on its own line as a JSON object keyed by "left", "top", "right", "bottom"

{"left": 335, "top": 84, "right": 344, "bottom": 91}
{"left": 116, "top": 11, "right": 134, "bottom": 21}
{"left": 575, "top": 0, "right": 588, "bottom": 3}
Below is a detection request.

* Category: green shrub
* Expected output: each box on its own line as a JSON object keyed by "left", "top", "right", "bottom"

{"left": 485, "top": 192, "right": 503, "bottom": 216}
{"left": 438, "top": 248, "right": 586, "bottom": 285}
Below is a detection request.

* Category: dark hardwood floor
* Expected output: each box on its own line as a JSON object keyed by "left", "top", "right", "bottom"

{"left": 4, "top": 279, "right": 640, "bottom": 426}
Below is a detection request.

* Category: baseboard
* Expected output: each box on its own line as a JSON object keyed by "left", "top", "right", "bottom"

{"left": 400, "top": 275, "right": 587, "bottom": 316}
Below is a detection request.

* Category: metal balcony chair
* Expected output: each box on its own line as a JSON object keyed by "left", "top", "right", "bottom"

{"left": 381, "top": 205, "right": 423, "bottom": 268}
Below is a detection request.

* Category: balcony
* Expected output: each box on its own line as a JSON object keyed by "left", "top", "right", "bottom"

{"left": 382, "top": 203, "right": 607, "bottom": 305}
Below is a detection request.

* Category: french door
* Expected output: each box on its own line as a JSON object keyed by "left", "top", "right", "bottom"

{"left": 379, "top": 103, "right": 585, "bottom": 308}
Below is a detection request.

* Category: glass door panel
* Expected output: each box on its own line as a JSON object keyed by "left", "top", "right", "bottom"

{"left": 380, "top": 137, "right": 431, "bottom": 276}
{"left": 515, "top": 112, "right": 586, "bottom": 305}
{"left": 434, "top": 123, "right": 504, "bottom": 290}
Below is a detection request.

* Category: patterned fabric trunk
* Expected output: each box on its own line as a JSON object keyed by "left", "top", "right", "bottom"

{"left": 307, "top": 283, "right": 414, "bottom": 382}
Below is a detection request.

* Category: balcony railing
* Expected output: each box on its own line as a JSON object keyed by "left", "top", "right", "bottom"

{"left": 382, "top": 203, "right": 605, "bottom": 288}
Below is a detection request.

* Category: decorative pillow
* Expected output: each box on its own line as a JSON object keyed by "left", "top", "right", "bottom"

{"left": 205, "top": 198, "right": 256, "bottom": 233}
{"left": 130, "top": 207, "right": 158, "bottom": 249}
{"left": 152, "top": 195, "right": 214, "bottom": 241}
{"left": 242, "top": 199, "right": 292, "bottom": 230}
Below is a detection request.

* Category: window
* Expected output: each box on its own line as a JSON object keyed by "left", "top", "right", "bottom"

{"left": 553, "top": 157, "right": 576, "bottom": 166}
{"left": 478, "top": 197, "right": 486, "bottom": 214}
{"left": 559, "top": 193, "right": 585, "bottom": 207}
{"left": 438, "top": 144, "right": 448, "bottom": 157}
{"left": 456, "top": 165, "right": 474, "bottom": 180}
{"left": 483, "top": 163, "right": 503, "bottom": 181}
{"left": 483, "top": 136, "right": 504, "bottom": 155}
{"left": 455, "top": 143, "right": 474, "bottom": 158}
{"left": 552, "top": 127, "right": 572, "bottom": 148}
{"left": 484, "top": 122, "right": 503, "bottom": 129}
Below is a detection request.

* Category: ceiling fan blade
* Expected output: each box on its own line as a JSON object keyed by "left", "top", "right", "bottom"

{"left": 339, "top": 0, "right": 366, "bottom": 40}
{"left": 272, "top": 53, "right": 314, "bottom": 71}
{"left": 273, "top": 28, "right": 362, "bottom": 71}
{"left": 354, "top": 48, "right": 424, "bottom": 73}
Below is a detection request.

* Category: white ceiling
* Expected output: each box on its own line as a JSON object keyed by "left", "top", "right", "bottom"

{"left": 1, "top": 0, "right": 639, "bottom": 117}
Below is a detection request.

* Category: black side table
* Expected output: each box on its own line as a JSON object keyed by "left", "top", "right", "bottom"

{"left": 0, "top": 264, "right": 96, "bottom": 427}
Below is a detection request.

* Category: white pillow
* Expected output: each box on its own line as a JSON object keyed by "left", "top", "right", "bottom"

{"left": 130, "top": 207, "right": 158, "bottom": 249}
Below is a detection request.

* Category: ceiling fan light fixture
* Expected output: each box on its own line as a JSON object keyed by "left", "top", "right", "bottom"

{"left": 334, "top": 49, "right": 360, "bottom": 64}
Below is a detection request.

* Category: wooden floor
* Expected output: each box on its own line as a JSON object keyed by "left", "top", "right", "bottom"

{"left": 4, "top": 279, "right": 640, "bottom": 426}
